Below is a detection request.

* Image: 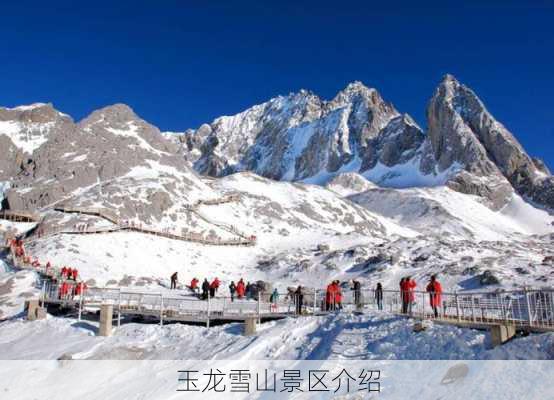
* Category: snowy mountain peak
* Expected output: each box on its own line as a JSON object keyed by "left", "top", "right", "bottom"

{"left": 441, "top": 73, "right": 458, "bottom": 84}
{"left": 181, "top": 81, "right": 410, "bottom": 181}
{"left": 339, "top": 80, "right": 375, "bottom": 96}
{"left": 0, "top": 102, "right": 71, "bottom": 123}
{"left": 331, "top": 81, "right": 388, "bottom": 109}
{"left": 0, "top": 102, "right": 73, "bottom": 157}
{"left": 3, "top": 102, "right": 50, "bottom": 111}
{"left": 78, "top": 103, "right": 143, "bottom": 130}
{"left": 426, "top": 75, "right": 554, "bottom": 210}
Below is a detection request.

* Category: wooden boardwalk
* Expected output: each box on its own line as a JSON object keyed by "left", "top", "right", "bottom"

{"left": 0, "top": 210, "right": 41, "bottom": 223}
{"left": 46, "top": 195, "right": 257, "bottom": 247}
{"left": 53, "top": 206, "right": 119, "bottom": 225}
{"left": 3, "top": 193, "right": 256, "bottom": 247}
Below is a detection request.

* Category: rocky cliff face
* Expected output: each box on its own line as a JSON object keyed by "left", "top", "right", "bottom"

{"left": 424, "top": 74, "right": 554, "bottom": 210}
{"left": 179, "top": 82, "right": 418, "bottom": 182}
{"left": 0, "top": 103, "right": 210, "bottom": 215}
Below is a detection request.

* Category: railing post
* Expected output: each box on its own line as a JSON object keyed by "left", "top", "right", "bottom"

{"left": 118, "top": 290, "right": 122, "bottom": 328}
{"left": 471, "top": 295, "right": 476, "bottom": 323}
{"left": 420, "top": 291, "right": 424, "bottom": 318}
{"left": 455, "top": 292, "right": 460, "bottom": 322}
{"left": 549, "top": 291, "right": 554, "bottom": 328}
{"left": 313, "top": 289, "right": 317, "bottom": 315}
{"left": 206, "top": 294, "right": 211, "bottom": 328}
{"left": 525, "top": 289, "right": 533, "bottom": 327}
{"left": 500, "top": 295, "right": 507, "bottom": 323}
{"left": 160, "top": 294, "right": 164, "bottom": 326}
{"left": 78, "top": 292, "right": 83, "bottom": 321}
{"left": 257, "top": 294, "right": 261, "bottom": 324}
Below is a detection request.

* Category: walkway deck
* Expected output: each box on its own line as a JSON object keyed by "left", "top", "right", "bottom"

{"left": 43, "top": 194, "right": 257, "bottom": 247}
{"left": 0, "top": 210, "right": 41, "bottom": 223}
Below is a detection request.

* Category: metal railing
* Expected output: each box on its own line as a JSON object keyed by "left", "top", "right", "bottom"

{"left": 36, "top": 279, "right": 554, "bottom": 331}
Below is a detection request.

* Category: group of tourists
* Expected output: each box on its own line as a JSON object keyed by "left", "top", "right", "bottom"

{"left": 168, "top": 269, "right": 443, "bottom": 317}
{"left": 58, "top": 280, "right": 88, "bottom": 300}
{"left": 61, "top": 266, "right": 79, "bottom": 281}
{"left": 7, "top": 237, "right": 88, "bottom": 301}
{"left": 325, "top": 281, "right": 344, "bottom": 311}
{"left": 398, "top": 275, "right": 443, "bottom": 317}
{"left": 169, "top": 273, "right": 223, "bottom": 300}
{"left": 228, "top": 279, "right": 268, "bottom": 301}
{"left": 399, "top": 276, "right": 417, "bottom": 314}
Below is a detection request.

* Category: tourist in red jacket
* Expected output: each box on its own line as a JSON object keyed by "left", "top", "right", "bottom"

{"left": 236, "top": 279, "right": 246, "bottom": 298}
{"left": 75, "top": 281, "right": 88, "bottom": 296}
{"left": 190, "top": 277, "right": 199, "bottom": 294}
{"left": 426, "top": 275, "right": 442, "bottom": 318}
{"left": 334, "top": 281, "right": 343, "bottom": 310}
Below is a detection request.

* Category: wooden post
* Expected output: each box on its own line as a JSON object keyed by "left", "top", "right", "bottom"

{"left": 313, "top": 289, "right": 317, "bottom": 314}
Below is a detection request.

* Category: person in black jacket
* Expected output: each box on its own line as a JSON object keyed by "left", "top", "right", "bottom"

{"left": 170, "top": 272, "right": 178, "bottom": 290}
{"left": 229, "top": 281, "right": 236, "bottom": 302}
{"left": 352, "top": 280, "right": 361, "bottom": 308}
{"left": 295, "top": 286, "right": 304, "bottom": 315}
{"left": 201, "top": 278, "right": 210, "bottom": 300}
{"left": 375, "top": 282, "right": 383, "bottom": 311}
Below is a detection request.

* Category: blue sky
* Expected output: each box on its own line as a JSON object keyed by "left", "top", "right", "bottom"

{"left": 1, "top": 1, "right": 553, "bottom": 168}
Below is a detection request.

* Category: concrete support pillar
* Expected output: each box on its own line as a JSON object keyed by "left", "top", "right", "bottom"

{"left": 490, "top": 324, "right": 516, "bottom": 347}
{"left": 26, "top": 299, "right": 46, "bottom": 321}
{"left": 36, "top": 307, "right": 47, "bottom": 320}
{"left": 243, "top": 317, "right": 257, "bottom": 336}
{"left": 99, "top": 303, "right": 113, "bottom": 337}
{"left": 26, "top": 299, "right": 38, "bottom": 320}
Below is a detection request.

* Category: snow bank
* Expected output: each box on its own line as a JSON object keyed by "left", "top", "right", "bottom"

{"left": 1, "top": 312, "right": 552, "bottom": 361}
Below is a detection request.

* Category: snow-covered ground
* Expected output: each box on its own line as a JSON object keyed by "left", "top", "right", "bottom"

{"left": 349, "top": 186, "right": 554, "bottom": 241}
{"left": 1, "top": 312, "right": 552, "bottom": 361}
{"left": 0, "top": 260, "right": 39, "bottom": 320}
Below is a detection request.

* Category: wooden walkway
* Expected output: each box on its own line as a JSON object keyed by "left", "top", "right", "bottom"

{"left": 53, "top": 206, "right": 119, "bottom": 225}
{"left": 44, "top": 194, "right": 257, "bottom": 247}
{"left": 0, "top": 210, "right": 41, "bottom": 223}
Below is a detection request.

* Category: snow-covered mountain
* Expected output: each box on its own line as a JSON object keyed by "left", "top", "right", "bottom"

{"left": 176, "top": 82, "right": 422, "bottom": 184}
{"left": 0, "top": 102, "right": 212, "bottom": 217}
{"left": 176, "top": 75, "right": 554, "bottom": 212}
